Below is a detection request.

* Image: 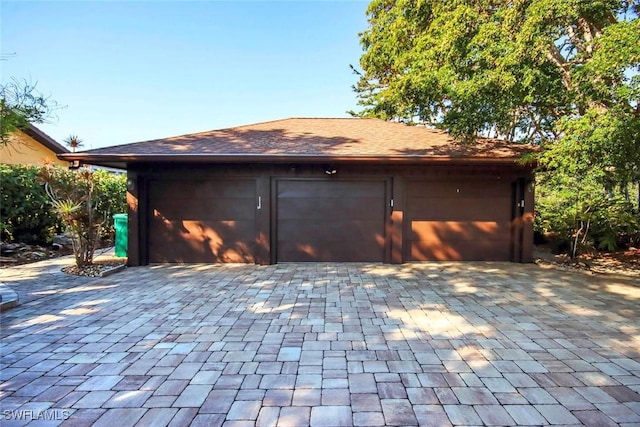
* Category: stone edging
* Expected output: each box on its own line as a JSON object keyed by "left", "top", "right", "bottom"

{"left": 0, "top": 283, "right": 18, "bottom": 311}
{"left": 100, "top": 264, "right": 126, "bottom": 278}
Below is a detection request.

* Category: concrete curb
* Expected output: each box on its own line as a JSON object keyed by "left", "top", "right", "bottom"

{"left": 0, "top": 283, "right": 19, "bottom": 311}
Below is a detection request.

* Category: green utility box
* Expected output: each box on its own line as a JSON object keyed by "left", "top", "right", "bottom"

{"left": 113, "top": 214, "right": 128, "bottom": 258}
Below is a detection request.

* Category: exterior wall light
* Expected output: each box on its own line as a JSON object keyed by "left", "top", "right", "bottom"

{"left": 324, "top": 166, "right": 337, "bottom": 175}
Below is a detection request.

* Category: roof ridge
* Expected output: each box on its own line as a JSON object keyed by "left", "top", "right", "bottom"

{"left": 224, "top": 117, "right": 296, "bottom": 130}
{"left": 226, "top": 117, "right": 366, "bottom": 130}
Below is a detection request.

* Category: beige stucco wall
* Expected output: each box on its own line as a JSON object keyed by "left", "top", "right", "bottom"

{"left": 0, "top": 131, "right": 67, "bottom": 166}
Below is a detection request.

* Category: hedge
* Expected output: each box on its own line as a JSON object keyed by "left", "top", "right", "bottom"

{"left": 0, "top": 164, "right": 127, "bottom": 245}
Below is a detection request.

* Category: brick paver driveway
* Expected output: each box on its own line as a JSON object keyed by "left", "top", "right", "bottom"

{"left": 1, "top": 261, "right": 640, "bottom": 426}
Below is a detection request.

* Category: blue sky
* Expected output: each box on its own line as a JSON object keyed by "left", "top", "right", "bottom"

{"left": 1, "top": 1, "right": 369, "bottom": 149}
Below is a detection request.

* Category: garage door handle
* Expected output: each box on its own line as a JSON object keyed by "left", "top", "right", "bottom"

{"left": 257, "top": 196, "right": 262, "bottom": 210}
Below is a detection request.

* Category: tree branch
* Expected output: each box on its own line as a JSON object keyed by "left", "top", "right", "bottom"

{"left": 578, "top": 17, "right": 596, "bottom": 54}
{"left": 545, "top": 44, "right": 572, "bottom": 91}
{"left": 566, "top": 25, "right": 585, "bottom": 56}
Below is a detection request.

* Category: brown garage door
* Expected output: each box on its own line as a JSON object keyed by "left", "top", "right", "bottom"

{"left": 277, "top": 179, "right": 387, "bottom": 262}
{"left": 406, "top": 179, "right": 512, "bottom": 261}
{"left": 148, "top": 179, "right": 257, "bottom": 263}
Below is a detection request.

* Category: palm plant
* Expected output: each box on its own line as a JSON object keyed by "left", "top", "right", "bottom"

{"left": 64, "top": 134, "right": 83, "bottom": 152}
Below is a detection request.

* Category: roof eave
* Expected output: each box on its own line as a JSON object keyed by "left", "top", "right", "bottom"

{"left": 25, "top": 124, "right": 69, "bottom": 154}
{"left": 58, "top": 153, "right": 535, "bottom": 169}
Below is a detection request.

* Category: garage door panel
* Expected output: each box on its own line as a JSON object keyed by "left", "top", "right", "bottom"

{"left": 406, "top": 180, "right": 509, "bottom": 198}
{"left": 410, "top": 239, "right": 511, "bottom": 261}
{"left": 148, "top": 179, "right": 257, "bottom": 263}
{"left": 149, "top": 238, "right": 255, "bottom": 263}
{"left": 277, "top": 179, "right": 386, "bottom": 262}
{"left": 407, "top": 198, "right": 511, "bottom": 221}
{"left": 150, "top": 179, "right": 256, "bottom": 199}
{"left": 406, "top": 179, "right": 513, "bottom": 261}
{"left": 408, "top": 221, "right": 511, "bottom": 242}
{"left": 151, "top": 219, "right": 256, "bottom": 242}
{"left": 278, "top": 239, "right": 384, "bottom": 262}
{"left": 149, "top": 219, "right": 256, "bottom": 263}
{"left": 278, "top": 180, "right": 384, "bottom": 198}
{"left": 278, "top": 220, "right": 383, "bottom": 242}
{"left": 152, "top": 198, "right": 256, "bottom": 221}
{"left": 277, "top": 197, "right": 384, "bottom": 220}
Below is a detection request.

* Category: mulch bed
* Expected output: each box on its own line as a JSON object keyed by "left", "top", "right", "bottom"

{"left": 0, "top": 245, "right": 74, "bottom": 267}
{"left": 535, "top": 246, "right": 640, "bottom": 276}
{"left": 62, "top": 257, "right": 126, "bottom": 277}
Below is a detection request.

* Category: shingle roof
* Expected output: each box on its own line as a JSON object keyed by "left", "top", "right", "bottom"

{"left": 60, "top": 118, "right": 536, "bottom": 168}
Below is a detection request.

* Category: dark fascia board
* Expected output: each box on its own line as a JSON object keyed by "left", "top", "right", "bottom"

{"left": 24, "top": 124, "right": 70, "bottom": 154}
{"left": 58, "top": 153, "right": 536, "bottom": 170}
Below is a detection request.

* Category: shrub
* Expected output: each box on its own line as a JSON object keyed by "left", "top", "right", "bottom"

{"left": 0, "top": 164, "right": 61, "bottom": 244}
{"left": 40, "top": 167, "right": 100, "bottom": 267}
{"left": 93, "top": 169, "right": 127, "bottom": 243}
{"left": 38, "top": 166, "right": 127, "bottom": 267}
{"left": 536, "top": 171, "right": 640, "bottom": 256}
{"left": 0, "top": 164, "right": 127, "bottom": 253}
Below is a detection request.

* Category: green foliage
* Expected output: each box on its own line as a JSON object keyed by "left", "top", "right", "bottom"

{"left": 39, "top": 166, "right": 95, "bottom": 267}
{"left": 540, "top": 106, "right": 640, "bottom": 187}
{"left": 0, "top": 165, "right": 127, "bottom": 261}
{"left": 0, "top": 164, "right": 61, "bottom": 244}
{"left": 353, "top": 0, "right": 639, "bottom": 180}
{"left": 536, "top": 172, "right": 640, "bottom": 256}
{"left": 0, "top": 79, "right": 58, "bottom": 145}
{"left": 93, "top": 170, "right": 127, "bottom": 240}
{"left": 51, "top": 199, "right": 83, "bottom": 216}
{"left": 38, "top": 166, "right": 126, "bottom": 267}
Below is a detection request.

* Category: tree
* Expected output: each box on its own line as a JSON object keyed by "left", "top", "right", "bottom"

{"left": 352, "top": 0, "right": 640, "bottom": 187}
{"left": 0, "top": 78, "right": 58, "bottom": 145}
{"left": 64, "top": 134, "right": 83, "bottom": 152}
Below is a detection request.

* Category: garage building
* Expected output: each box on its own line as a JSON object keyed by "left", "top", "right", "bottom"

{"left": 61, "top": 118, "right": 536, "bottom": 265}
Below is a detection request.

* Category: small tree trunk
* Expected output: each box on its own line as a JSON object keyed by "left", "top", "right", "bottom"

{"left": 572, "top": 220, "right": 584, "bottom": 259}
